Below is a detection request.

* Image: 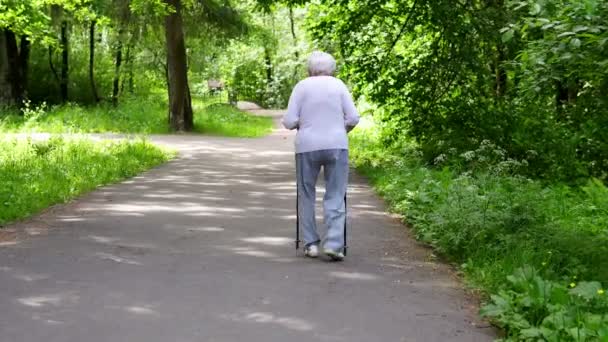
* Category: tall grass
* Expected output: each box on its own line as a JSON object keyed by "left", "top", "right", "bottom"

{"left": 0, "top": 137, "right": 173, "bottom": 226}
{"left": 193, "top": 103, "right": 273, "bottom": 137}
{"left": 0, "top": 96, "right": 273, "bottom": 138}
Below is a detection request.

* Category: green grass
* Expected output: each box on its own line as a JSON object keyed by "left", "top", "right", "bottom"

{"left": 0, "top": 137, "right": 174, "bottom": 226}
{"left": 193, "top": 103, "right": 273, "bottom": 137}
{"left": 0, "top": 96, "right": 273, "bottom": 138}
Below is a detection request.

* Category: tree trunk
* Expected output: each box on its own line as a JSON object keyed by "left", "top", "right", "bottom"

{"left": 121, "top": 41, "right": 134, "bottom": 94}
{"left": 264, "top": 47, "right": 273, "bottom": 84}
{"left": 494, "top": 44, "right": 507, "bottom": 98}
{"left": 289, "top": 6, "right": 300, "bottom": 81}
{"left": 19, "top": 35, "right": 30, "bottom": 101}
{"left": 289, "top": 7, "right": 299, "bottom": 60}
{"left": 0, "top": 29, "right": 28, "bottom": 106}
{"left": 89, "top": 20, "right": 100, "bottom": 102}
{"left": 0, "top": 31, "right": 14, "bottom": 105}
{"left": 112, "top": 39, "right": 123, "bottom": 105}
{"left": 556, "top": 79, "right": 578, "bottom": 117}
{"left": 164, "top": 0, "right": 193, "bottom": 132}
{"left": 6, "top": 31, "right": 21, "bottom": 104}
{"left": 49, "top": 46, "right": 60, "bottom": 84}
{"left": 60, "top": 20, "right": 69, "bottom": 102}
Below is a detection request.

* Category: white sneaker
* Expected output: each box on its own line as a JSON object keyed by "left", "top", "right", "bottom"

{"left": 304, "top": 245, "right": 319, "bottom": 258}
{"left": 324, "top": 248, "right": 345, "bottom": 261}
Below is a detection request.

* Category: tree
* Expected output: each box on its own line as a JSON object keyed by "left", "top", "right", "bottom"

{"left": 112, "top": 0, "right": 131, "bottom": 105}
{"left": 163, "top": 0, "right": 193, "bottom": 131}
{"left": 0, "top": 0, "right": 51, "bottom": 106}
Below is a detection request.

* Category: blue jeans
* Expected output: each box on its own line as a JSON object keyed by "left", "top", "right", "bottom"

{"left": 296, "top": 149, "right": 349, "bottom": 251}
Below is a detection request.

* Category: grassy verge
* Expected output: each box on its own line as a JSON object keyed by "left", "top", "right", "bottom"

{"left": 350, "top": 121, "right": 608, "bottom": 341}
{"left": 0, "top": 137, "right": 174, "bottom": 226}
{"left": 193, "top": 103, "right": 273, "bottom": 137}
{"left": 0, "top": 96, "right": 273, "bottom": 138}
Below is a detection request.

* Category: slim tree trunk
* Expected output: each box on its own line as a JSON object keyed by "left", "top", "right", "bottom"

{"left": 121, "top": 41, "right": 134, "bottom": 94}
{"left": 289, "top": 6, "right": 300, "bottom": 82}
{"left": 2, "top": 30, "right": 27, "bottom": 106}
{"left": 19, "top": 35, "right": 30, "bottom": 101}
{"left": 556, "top": 79, "right": 578, "bottom": 118}
{"left": 0, "top": 30, "right": 30, "bottom": 107}
{"left": 164, "top": 0, "right": 193, "bottom": 132}
{"left": 289, "top": 7, "right": 299, "bottom": 59}
{"left": 112, "top": 39, "right": 123, "bottom": 105}
{"left": 0, "top": 30, "right": 16, "bottom": 106}
{"left": 60, "top": 20, "right": 69, "bottom": 102}
{"left": 112, "top": 0, "right": 131, "bottom": 105}
{"left": 89, "top": 20, "right": 100, "bottom": 102}
{"left": 5, "top": 30, "right": 20, "bottom": 105}
{"left": 494, "top": 44, "right": 507, "bottom": 98}
{"left": 128, "top": 45, "right": 134, "bottom": 93}
{"left": 264, "top": 47, "right": 273, "bottom": 84}
{"left": 49, "top": 46, "right": 60, "bottom": 84}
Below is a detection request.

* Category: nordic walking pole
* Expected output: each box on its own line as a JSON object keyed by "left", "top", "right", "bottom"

{"left": 344, "top": 190, "right": 348, "bottom": 256}
{"left": 295, "top": 155, "right": 301, "bottom": 253}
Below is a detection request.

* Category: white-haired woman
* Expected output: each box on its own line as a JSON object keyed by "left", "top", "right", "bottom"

{"left": 282, "top": 51, "right": 360, "bottom": 261}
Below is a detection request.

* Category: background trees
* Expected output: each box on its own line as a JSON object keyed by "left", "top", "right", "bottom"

{"left": 0, "top": 0, "right": 301, "bottom": 131}
{"left": 307, "top": 0, "right": 608, "bottom": 183}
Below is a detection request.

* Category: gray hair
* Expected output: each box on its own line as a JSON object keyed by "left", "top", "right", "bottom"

{"left": 307, "top": 51, "right": 336, "bottom": 76}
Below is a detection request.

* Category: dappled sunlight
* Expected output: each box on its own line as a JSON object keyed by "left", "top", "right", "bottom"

{"left": 18, "top": 292, "right": 79, "bottom": 308}
{"left": 380, "top": 263, "right": 415, "bottom": 271}
{"left": 240, "top": 236, "right": 291, "bottom": 246}
{"left": 85, "top": 235, "right": 157, "bottom": 251}
{"left": 13, "top": 273, "right": 50, "bottom": 282}
{"left": 269, "top": 257, "right": 298, "bottom": 263}
{"left": 408, "top": 279, "right": 458, "bottom": 290}
{"left": 222, "top": 311, "right": 315, "bottom": 332}
{"left": 125, "top": 305, "right": 161, "bottom": 317}
{"left": 0, "top": 241, "right": 20, "bottom": 247}
{"left": 219, "top": 246, "right": 280, "bottom": 259}
{"left": 32, "top": 315, "right": 65, "bottom": 326}
{"left": 90, "top": 203, "right": 246, "bottom": 214}
{"left": 57, "top": 215, "right": 87, "bottom": 222}
{"left": 87, "top": 235, "right": 120, "bottom": 244}
{"left": 328, "top": 271, "right": 380, "bottom": 281}
{"left": 95, "top": 252, "right": 142, "bottom": 265}
{"left": 187, "top": 227, "right": 225, "bottom": 232}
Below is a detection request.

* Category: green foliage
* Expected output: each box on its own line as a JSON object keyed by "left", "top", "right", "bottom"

{"left": 231, "top": 57, "right": 269, "bottom": 105}
{"left": 480, "top": 267, "right": 608, "bottom": 341}
{"left": 309, "top": 0, "right": 608, "bottom": 183}
{"left": 0, "top": 137, "right": 172, "bottom": 225}
{"left": 0, "top": 0, "right": 53, "bottom": 43}
{"left": 219, "top": 6, "right": 309, "bottom": 109}
{"left": 349, "top": 123, "right": 608, "bottom": 340}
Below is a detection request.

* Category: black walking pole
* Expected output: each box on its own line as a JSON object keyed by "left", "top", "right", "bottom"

{"left": 343, "top": 191, "right": 348, "bottom": 256}
{"left": 295, "top": 155, "right": 301, "bottom": 253}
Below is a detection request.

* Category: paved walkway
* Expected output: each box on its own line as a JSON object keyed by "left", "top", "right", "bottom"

{"left": 0, "top": 110, "right": 495, "bottom": 342}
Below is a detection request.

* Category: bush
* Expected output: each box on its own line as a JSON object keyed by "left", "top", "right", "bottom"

{"left": 350, "top": 121, "right": 608, "bottom": 339}
{"left": 481, "top": 267, "right": 608, "bottom": 341}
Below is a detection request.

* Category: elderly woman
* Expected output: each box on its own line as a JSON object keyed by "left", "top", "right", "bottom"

{"left": 282, "top": 51, "right": 360, "bottom": 261}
